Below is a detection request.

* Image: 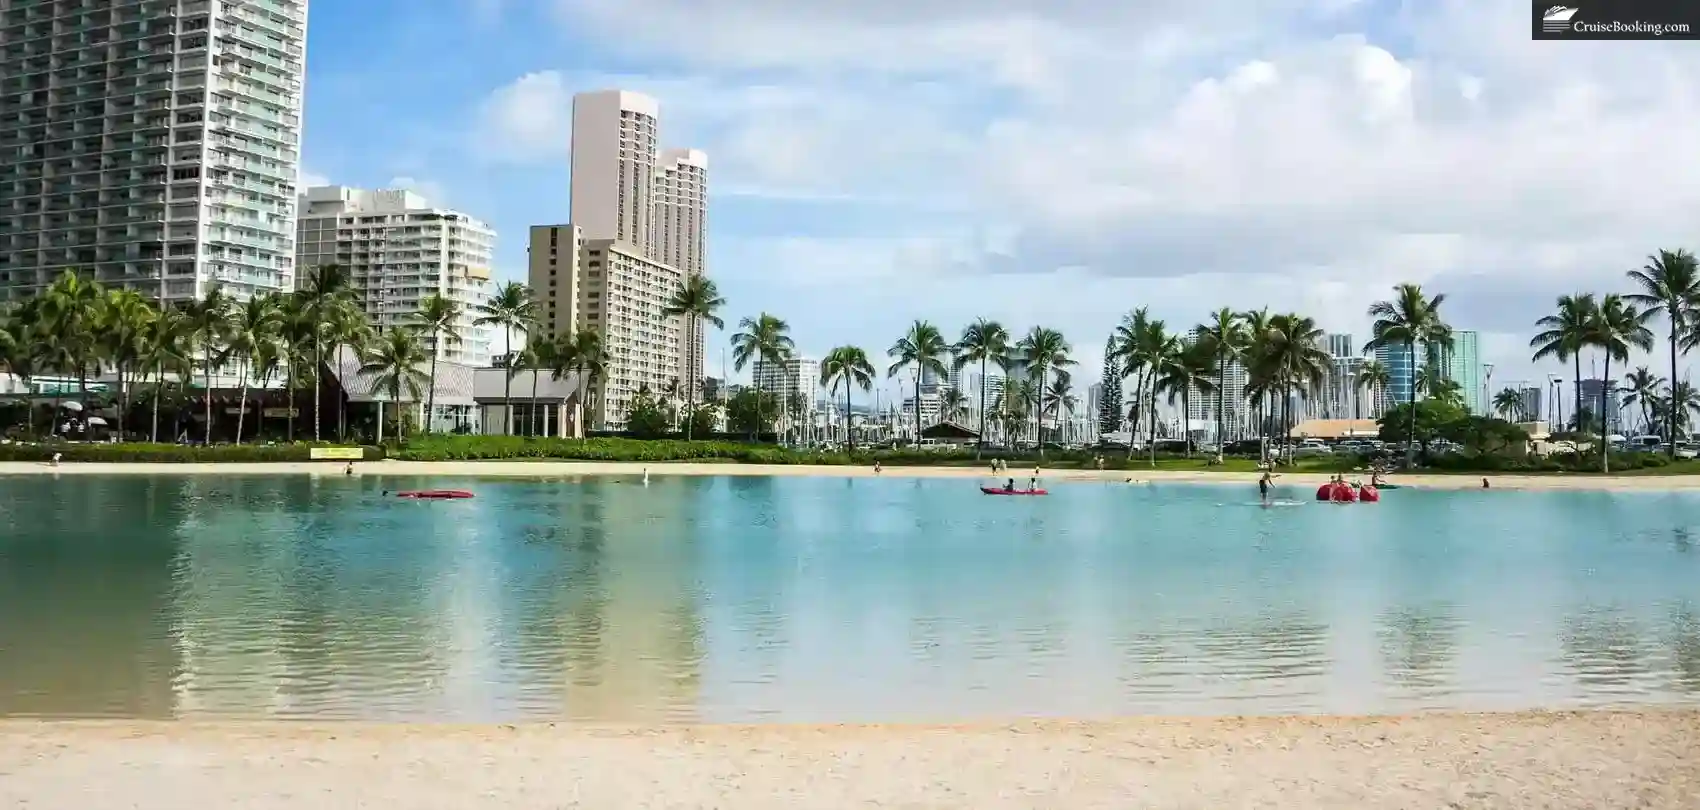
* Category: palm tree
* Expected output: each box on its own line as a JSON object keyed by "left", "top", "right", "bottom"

{"left": 41, "top": 271, "right": 105, "bottom": 412}
{"left": 543, "top": 329, "right": 607, "bottom": 435}
{"left": 1625, "top": 248, "right": 1700, "bottom": 457}
{"left": 730, "top": 313, "right": 795, "bottom": 442}
{"left": 526, "top": 337, "right": 561, "bottom": 436}
{"left": 819, "top": 346, "right": 875, "bottom": 449}
{"left": 185, "top": 285, "right": 235, "bottom": 443}
{"left": 1365, "top": 284, "right": 1449, "bottom": 465}
{"left": 359, "top": 327, "right": 430, "bottom": 442}
{"left": 98, "top": 288, "right": 154, "bottom": 428}
{"left": 322, "top": 300, "right": 375, "bottom": 440}
{"left": 939, "top": 386, "right": 969, "bottom": 424}
{"left": 1015, "top": 326, "right": 1072, "bottom": 458}
{"left": 661, "top": 275, "right": 727, "bottom": 441}
{"left": 1492, "top": 387, "right": 1525, "bottom": 421}
{"left": 1530, "top": 293, "right": 1600, "bottom": 443}
{"left": 221, "top": 293, "right": 282, "bottom": 444}
{"left": 1238, "top": 308, "right": 1276, "bottom": 443}
{"left": 297, "top": 263, "right": 356, "bottom": 441}
{"left": 137, "top": 308, "right": 191, "bottom": 442}
{"left": 1355, "top": 360, "right": 1390, "bottom": 418}
{"left": 412, "top": 293, "right": 461, "bottom": 434}
{"left": 952, "top": 318, "right": 1010, "bottom": 457}
{"left": 1256, "top": 314, "right": 1331, "bottom": 457}
{"left": 473, "top": 281, "right": 538, "bottom": 435}
{"left": 1589, "top": 294, "right": 1655, "bottom": 471}
{"left": 1042, "top": 373, "right": 1078, "bottom": 443}
{"left": 277, "top": 294, "right": 316, "bottom": 440}
{"left": 1651, "top": 380, "right": 1700, "bottom": 440}
{"left": 1621, "top": 366, "right": 1666, "bottom": 434}
{"left": 0, "top": 301, "right": 46, "bottom": 436}
{"left": 1156, "top": 341, "right": 1216, "bottom": 456}
{"left": 887, "top": 320, "right": 951, "bottom": 446}
{"left": 1195, "top": 307, "right": 1248, "bottom": 459}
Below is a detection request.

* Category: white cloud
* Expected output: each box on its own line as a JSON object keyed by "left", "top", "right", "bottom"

{"left": 473, "top": 0, "right": 1700, "bottom": 383}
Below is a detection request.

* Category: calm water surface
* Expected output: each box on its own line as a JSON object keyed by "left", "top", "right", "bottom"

{"left": 1, "top": 474, "right": 1697, "bottom": 723}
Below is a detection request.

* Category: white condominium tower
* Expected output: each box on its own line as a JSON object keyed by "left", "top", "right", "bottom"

{"left": 296, "top": 186, "right": 496, "bottom": 366}
{"left": 551, "top": 89, "right": 709, "bottom": 426}
{"left": 0, "top": 0, "right": 309, "bottom": 305}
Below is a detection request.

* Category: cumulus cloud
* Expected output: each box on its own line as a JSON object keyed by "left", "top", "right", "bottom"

{"left": 470, "top": 0, "right": 1700, "bottom": 380}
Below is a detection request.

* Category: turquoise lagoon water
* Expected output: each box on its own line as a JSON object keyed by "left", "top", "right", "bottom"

{"left": 0, "top": 473, "right": 1697, "bottom": 723}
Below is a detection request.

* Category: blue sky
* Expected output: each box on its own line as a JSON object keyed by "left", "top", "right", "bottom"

{"left": 298, "top": 1, "right": 1700, "bottom": 405}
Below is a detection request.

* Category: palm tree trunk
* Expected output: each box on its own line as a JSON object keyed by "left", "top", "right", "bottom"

{"left": 530, "top": 372, "right": 541, "bottom": 437}
{"left": 1670, "top": 328, "right": 1680, "bottom": 458}
{"left": 1602, "top": 355, "right": 1613, "bottom": 472}
{"left": 426, "top": 331, "right": 440, "bottom": 435}
{"left": 913, "top": 368, "right": 921, "bottom": 448}
{"left": 976, "top": 357, "right": 988, "bottom": 459}
{"left": 502, "top": 328, "right": 513, "bottom": 435}
{"left": 1216, "top": 356, "right": 1226, "bottom": 462}
{"left": 235, "top": 366, "right": 248, "bottom": 445}
{"left": 1404, "top": 339, "right": 1418, "bottom": 466}
{"left": 286, "top": 362, "right": 296, "bottom": 441}
{"left": 844, "top": 383, "right": 853, "bottom": 451}
{"left": 203, "top": 347, "right": 214, "bottom": 444}
{"left": 312, "top": 338, "right": 322, "bottom": 441}
{"left": 684, "top": 316, "right": 697, "bottom": 442}
{"left": 150, "top": 377, "right": 161, "bottom": 443}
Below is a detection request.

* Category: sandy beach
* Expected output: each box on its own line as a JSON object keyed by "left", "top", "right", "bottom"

{"left": 1, "top": 712, "right": 1694, "bottom": 808}
{"left": 5, "top": 458, "right": 1700, "bottom": 491}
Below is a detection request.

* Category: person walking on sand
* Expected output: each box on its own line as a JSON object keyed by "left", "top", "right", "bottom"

{"left": 874, "top": 461, "right": 883, "bottom": 475}
{"left": 344, "top": 461, "right": 354, "bottom": 477}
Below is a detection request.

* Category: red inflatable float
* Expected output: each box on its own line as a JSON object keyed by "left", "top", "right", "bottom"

{"left": 1358, "top": 485, "right": 1380, "bottom": 503}
{"left": 1315, "top": 482, "right": 1358, "bottom": 503}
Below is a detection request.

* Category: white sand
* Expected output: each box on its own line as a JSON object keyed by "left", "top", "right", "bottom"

{"left": 1, "top": 712, "right": 1694, "bottom": 808}
{"left": 4, "top": 458, "right": 1700, "bottom": 491}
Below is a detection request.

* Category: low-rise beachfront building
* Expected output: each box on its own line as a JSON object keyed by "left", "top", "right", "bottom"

{"left": 473, "top": 367, "right": 586, "bottom": 438}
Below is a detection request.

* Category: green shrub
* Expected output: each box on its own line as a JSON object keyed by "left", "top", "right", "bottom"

{"left": 391, "top": 435, "right": 1274, "bottom": 469}
{"left": 0, "top": 442, "right": 384, "bottom": 463}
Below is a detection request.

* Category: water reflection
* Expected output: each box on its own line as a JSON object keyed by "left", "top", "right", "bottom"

{"left": 1377, "top": 607, "right": 1459, "bottom": 693}
{"left": 2, "top": 475, "right": 1699, "bottom": 721}
{"left": 1560, "top": 607, "right": 1651, "bottom": 694}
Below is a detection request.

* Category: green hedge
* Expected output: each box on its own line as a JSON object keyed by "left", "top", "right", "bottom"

{"left": 0, "top": 442, "right": 384, "bottom": 463}
{"left": 388, "top": 435, "right": 1271, "bottom": 469}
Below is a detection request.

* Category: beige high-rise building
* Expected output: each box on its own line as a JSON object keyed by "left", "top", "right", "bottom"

{"left": 569, "top": 90, "right": 656, "bottom": 246}
{"left": 527, "top": 228, "right": 681, "bottom": 428}
{"left": 527, "top": 223, "right": 583, "bottom": 340}
{"left": 533, "top": 89, "right": 708, "bottom": 429}
{"left": 653, "top": 147, "right": 708, "bottom": 403}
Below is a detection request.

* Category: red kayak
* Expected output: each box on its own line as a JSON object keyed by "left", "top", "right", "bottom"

{"left": 395, "top": 490, "right": 475, "bottom": 500}
{"left": 981, "top": 487, "right": 1048, "bottom": 496}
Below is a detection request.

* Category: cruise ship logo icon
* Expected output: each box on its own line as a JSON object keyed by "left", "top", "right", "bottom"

{"left": 1542, "top": 5, "right": 1580, "bottom": 32}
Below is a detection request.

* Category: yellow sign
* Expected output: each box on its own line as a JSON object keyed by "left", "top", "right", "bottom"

{"left": 309, "top": 447, "right": 364, "bottom": 460}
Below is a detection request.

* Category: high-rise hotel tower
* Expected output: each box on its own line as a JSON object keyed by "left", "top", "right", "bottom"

{"left": 0, "top": 0, "right": 309, "bottom": 305}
